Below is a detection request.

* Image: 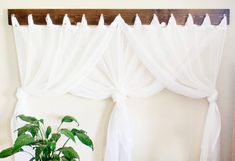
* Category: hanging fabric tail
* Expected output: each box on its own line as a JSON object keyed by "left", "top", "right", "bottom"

{"left": 200, "top": 91, "right": 221, "bottom": 161}
{"left": 104, "top": 95, "right": 132, "bottom": 161}
{"left": 10, "top": 88, "right": 32, "bottom": 161}
{"left": 11, "top": 88, "right": 29, "bottom": 141}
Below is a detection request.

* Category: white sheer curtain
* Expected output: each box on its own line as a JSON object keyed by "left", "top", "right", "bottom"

{"left": 124, "top": 14, "right": 227, "bottom": 161}
{"left": 11, "top": 14, "right": 113, "bottom": 161}
{"left": 12, "top": 14, "right": 111, "bottom": 130}
{"left": 11, "top": 13, "right": 227, "bottom": 161}
{"left": 71, "top": 16, "right": 164, "bottom": 161}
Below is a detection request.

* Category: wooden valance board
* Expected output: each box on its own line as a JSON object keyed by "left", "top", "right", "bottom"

{"left": 8, "top": 9, "right": 230, "bottom": 26}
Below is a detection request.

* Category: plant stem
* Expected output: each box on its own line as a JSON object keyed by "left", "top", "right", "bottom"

{"left": 58, "top": 138, "right": 70, "bottom": 156}
{"left": 57, "top": 123, "right": 62, "bottom": 132}
{"left": 62, "top": 138, "right": 70, "bottom": 148}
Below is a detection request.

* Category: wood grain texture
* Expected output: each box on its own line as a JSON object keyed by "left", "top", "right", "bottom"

{"left": 8, "top": 9, "right": 230, "bottom": 25}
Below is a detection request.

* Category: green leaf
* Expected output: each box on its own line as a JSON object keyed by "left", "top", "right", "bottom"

{"left": 42, "top": 146, "right": 51, "bottom": 160}
{"left": 72, "top": 128, "right": 93, "bottom": 150}
{"left": 71, "top": 128, "right": 87, "bottom": 135}
{"left": 78, "top": 129, "right": 87, "bottom": 134}
{"left": 45, "top": 126, "right": 52, "bottom": 139}
{"left": 61, "top": 157, "right": 69, "bottom": 161}
{"left": 28, "top": 127, "right": 38, "bottom": 138}
{"left": 0, "top": 147, "right": 23, "bottom": 158}
{"left": 35, "top": 148, "right": 42, "bottom": 160}
{"left": 13, "top": 134, "right": 35, "bottom": 150}
{"left": 61, "top": 116, "right": 79, "bottom": 126}
{"left": 29, "top": 157, "right": 35, "bottom": 161}
{"left": 34, "top": 140, "right": 47, "bottom": 147}
{"left": 39, "top": 119, "right": 44, "bottom": 124}
{"left": 58, "top": 147, "right": 79, "bottom": 159}
{"left": 61, "top": 157, "right": 76, "bottom": 161}
{"left": 0, "top": 147, "right": 19, "bottom": 158}
{"left": 49, "top": 141, "right": 56, "bottom": 151}
{"left": 52, "top": 154, "right": 60, "bottom": 160}
{"left": 75, "top": 132, "right": 93, "bottom": 150}
{"left": 60, "top": 129, "right": 75, "bottom": 142}
{"left": 49, "top": 133, "right": 61, "bottom": 142}
{"left": 17, "top": 115, "right": 38, "bottom": 124}
{"left": 51, "top": 158, "right": 60, "bottom": 161}
{"left": 17, "top": 124, "right": 38, "bottom": 137}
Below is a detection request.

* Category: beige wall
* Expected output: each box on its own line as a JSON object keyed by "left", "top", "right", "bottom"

{"left": 0, "top": 0, "right": 234, "bottom": 161}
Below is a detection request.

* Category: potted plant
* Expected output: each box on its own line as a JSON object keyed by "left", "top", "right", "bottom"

{"left": 0, "top": 115, "right": 93, "bottom": 161}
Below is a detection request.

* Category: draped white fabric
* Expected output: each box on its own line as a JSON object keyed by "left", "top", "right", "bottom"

{"left": 11, "top": 13, "right": 226, "bottom": 161}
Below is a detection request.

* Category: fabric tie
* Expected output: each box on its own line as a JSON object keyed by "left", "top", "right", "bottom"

{"left": 16, "top": 87, "right": 29, "bottom": 113}
{"left": 207, "top": 90, "right": 218, "bottom": 103}
{"left": 16, "top": 87, "right": 29, "bottom": 100}
{"left": 112, "top": 90, "right": 127, "bottom": 103}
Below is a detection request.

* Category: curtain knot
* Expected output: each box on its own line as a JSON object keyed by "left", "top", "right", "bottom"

{"left": 207, "top": 90, "right": 218, "bottom": 103}
{"left": 112, "top": 90, "right": 127, "bottom": 103}
{"left": 15, "top": 87, "right": 30, "bottom": 117}
{"left": 16, "top": 87, "right": 29, "bottom": 100}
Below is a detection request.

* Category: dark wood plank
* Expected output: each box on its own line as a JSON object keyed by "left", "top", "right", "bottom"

{"left": 8, "top": 9, "right": 230, "bottom": 26}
